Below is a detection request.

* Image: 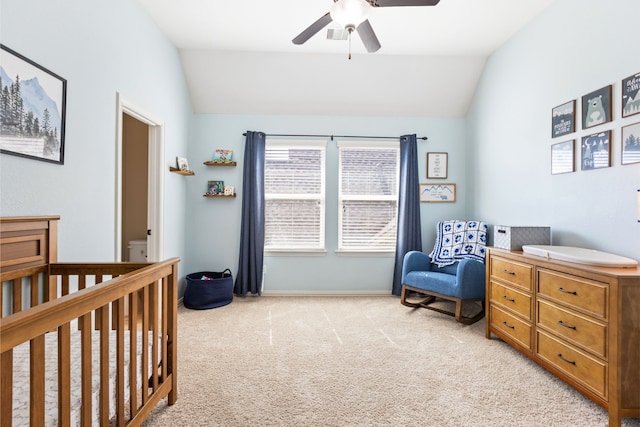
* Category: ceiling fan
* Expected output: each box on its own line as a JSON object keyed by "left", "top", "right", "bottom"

{"left": 292, "top": 0, "right": 441, "bottom": 58}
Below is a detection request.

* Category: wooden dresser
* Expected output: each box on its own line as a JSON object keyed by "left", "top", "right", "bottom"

{"left": 485, "top": 247, "right": 640, "bottom": 427}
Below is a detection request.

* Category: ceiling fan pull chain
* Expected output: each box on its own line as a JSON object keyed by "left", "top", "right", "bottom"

{"left": 348, "top": 30, "right": 352, "bottom": 59}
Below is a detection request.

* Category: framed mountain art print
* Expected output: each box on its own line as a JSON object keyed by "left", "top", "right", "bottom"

{"left": 0, "top": 44, "right": 67, "bottom": 164}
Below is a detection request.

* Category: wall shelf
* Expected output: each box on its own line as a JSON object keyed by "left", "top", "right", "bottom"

{"left": 203, "top": 193, "right": 236, "bottom": 198}
{"left": 203, "top": 161, "right": 237, "bottom": 167}
{"left": 169, "top": 167, "right": 194, "bottom": 176}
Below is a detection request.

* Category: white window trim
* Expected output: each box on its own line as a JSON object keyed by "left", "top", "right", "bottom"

{"left": 264, "top": 139, "right": 327, "bottom": 253}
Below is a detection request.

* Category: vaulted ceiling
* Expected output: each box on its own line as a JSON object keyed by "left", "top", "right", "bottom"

{"left": 138, "top": 0, "right": 557, "bottom": 117}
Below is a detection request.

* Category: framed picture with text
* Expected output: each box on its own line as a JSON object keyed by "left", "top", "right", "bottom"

{"left": 419, "top": 183, "right": 456, "bottom": 202}
{"left": 581, "top": 130, "right": 611, "bottom": 170}
{"left": 426, "top": 152, "right": 448, "bottom": 178}
{"left": 622, "top": 72, "right": 640, "bottom": 118}
{"left": 551, "top": 100, "right": 575, "bottom": 138}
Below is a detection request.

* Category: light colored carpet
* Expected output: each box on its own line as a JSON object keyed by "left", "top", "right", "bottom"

{"left": 143, "top": 296, "right": 640, "bottom": 427}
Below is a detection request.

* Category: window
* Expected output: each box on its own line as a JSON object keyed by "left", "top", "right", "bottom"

{"left": 264, "top": 140, "right": 326, "bottom": 252}
{"left": 338, "top": 142, "right": 399, "bottom": 252}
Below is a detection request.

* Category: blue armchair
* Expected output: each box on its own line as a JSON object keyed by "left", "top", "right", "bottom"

{"left": 400, "top": 251, "right": 486, "bottom": 324}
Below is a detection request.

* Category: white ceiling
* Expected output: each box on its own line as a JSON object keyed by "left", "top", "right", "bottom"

{"left": 137, "top": 0, "right": 557, "bottom": 117}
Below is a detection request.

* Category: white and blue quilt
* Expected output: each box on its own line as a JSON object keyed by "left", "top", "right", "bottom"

{"left": 429, "top": 220, "right": 488, "bottom": 267}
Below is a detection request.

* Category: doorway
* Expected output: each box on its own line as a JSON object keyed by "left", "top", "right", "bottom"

{"left": 121, "top": 114, "right": 149, "bottom": 261}
{"left": 115, "top": 93, "right": 165, "bottom": 262}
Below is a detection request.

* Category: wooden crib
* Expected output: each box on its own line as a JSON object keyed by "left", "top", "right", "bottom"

{"left": 0, "top": 216, "right": 179, "bottom": 426}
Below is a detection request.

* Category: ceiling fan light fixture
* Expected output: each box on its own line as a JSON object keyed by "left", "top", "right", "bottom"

{"left": 330, "top": 0, "right": 372, "bottom": 30}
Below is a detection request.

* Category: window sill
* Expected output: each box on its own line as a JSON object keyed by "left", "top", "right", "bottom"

{"left": 334, "top": 250, "right": 395, "bottom": 258}
{"left": 265, "top": 249, "right": 327, "bottom": 257}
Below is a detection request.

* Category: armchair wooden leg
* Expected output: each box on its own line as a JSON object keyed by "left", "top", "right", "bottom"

{"left": 401, "top": 285, "right": 486, "bottom": 325}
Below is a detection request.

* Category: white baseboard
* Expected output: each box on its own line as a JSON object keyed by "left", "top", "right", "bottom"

{"left": 261, "top": 290, "right": 393, "bottom": 297}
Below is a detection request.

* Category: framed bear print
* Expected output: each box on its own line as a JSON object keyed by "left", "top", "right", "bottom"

{"left": 582, "top": 85, "right": 612, "bottom": 130}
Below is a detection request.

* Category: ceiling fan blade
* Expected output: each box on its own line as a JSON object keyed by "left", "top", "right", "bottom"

{"left": 292, "top": 12, "right": 333, "bottom": 45}
{"left": 369, "top": 0, "right": 440, "bottom": 6}
{"left": 356, "top": 20, "right": 381, "bottom": 53}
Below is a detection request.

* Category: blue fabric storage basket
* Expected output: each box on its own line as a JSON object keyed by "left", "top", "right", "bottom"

{"left": 184, "top": 269, "right": 233, "bottom": 309}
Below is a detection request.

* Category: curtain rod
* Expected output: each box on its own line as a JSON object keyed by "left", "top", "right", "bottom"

{"left": 242, "top": 132, "right": 428, "bottom": 141}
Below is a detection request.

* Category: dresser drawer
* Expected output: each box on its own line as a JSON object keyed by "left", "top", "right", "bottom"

{"left": 490, "top": 257, "right": 533, "bottom": 291}
{"left": 490, "top": 305, "right": 532, "bottom": 351}
{"left": 536, "top": 330, "right": 607, "bottom": 398}
{"left": 490, "top": 281, "right": 532, "bottom": 320}
{"left": 537, "top": 269, "right": 607, "bottom": 319}
{"left": 537, "top": 299, "right": 607, "bottom": 359}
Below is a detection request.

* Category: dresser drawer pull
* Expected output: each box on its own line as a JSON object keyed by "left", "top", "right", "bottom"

{"left": 557, "top": 353, "right": 576, "bottom": 365}
{"left": 502, "top": 295, "right": 515, "bottom": 302}
{"left": 502, "top": 321, "right": 515, "bottom": 329}
{"left": 558, "top": 320, "right": 577, "bottom": 330}
{"left": 558, "top": 287, "right": 577, "bottom": 295}
{"left": 502, "top": 269, "right": 516, "bottom": 275}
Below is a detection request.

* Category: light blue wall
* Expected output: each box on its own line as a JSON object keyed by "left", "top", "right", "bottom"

{"left": 467, "top": 0, "right": 640, "bottom": 261}
{"left": 0, "top": 1, "right": 192, "bottom": 275}
{"left": 187, "top": 115, "right": 468, "bottom": 293}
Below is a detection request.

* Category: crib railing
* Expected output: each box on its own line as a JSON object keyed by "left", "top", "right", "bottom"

{"left": 0, "top": 258, "right": 179, "bottom": 427}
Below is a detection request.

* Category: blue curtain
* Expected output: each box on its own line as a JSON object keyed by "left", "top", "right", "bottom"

{"left": 392, "top": 134, "right": 422, "bottom": 295}
{"left": 234, "top": 131, "right": 266, "bottom": 296}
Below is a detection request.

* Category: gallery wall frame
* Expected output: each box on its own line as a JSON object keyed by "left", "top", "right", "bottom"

{"left": 426, "top": 152, "right": 448, "bottom": 178}
{"left": 582, "top": 85, "right": 612, "bottom": 130}
{"left": 581, "top": 130, "right": 611, "bottom": 171}
{"left": 551, "top": 139, "right": 575, "bottom": 175}
{"left": 0, "top": 44, "right": 67, "bottom": 164}
{"left": 621, "top": 121, "right": 640, "bottom": 165}
{"left": 552, "top": 100, "right": 576, "bottom": 138}
{"left": 622, "top": 72, "right": 640, "bottom": 118}
{"left": 419, "top": 183, "right": 456, "bottom": 202}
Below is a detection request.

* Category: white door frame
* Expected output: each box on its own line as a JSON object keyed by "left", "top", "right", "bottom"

{"left": 115, "top": 92, "right": 165, "bottom": 262}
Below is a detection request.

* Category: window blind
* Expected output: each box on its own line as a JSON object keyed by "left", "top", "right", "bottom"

{"left": 264, "top": 141, "right": 326, "bottom": 250}
{"left": 338, "top": 143, "right": 399, "bottom": 251}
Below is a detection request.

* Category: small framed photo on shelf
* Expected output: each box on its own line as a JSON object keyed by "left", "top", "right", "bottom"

{"left": 224, "top": 185, "right": 235, "bottom": 196}
{"left": 551, "top": 100, "right": 576, "bottom": 138}
{"left": 419, "top": 183, "right": 456, "bottom": 202}
{"left": 582, "top": 85, "right": 612, "bottom": 129}
{"left": 622, "top": 72, "right": 640, "bottom": 118}
{"left": 551, "top": 140, "right": 575, "bottom": 175}
{"left": 176, "top": 156, "right": 190, "bottom": 171}
{"left": 206, "top": 180, "right": 224, "bottom": 195}
{"left": 426, "top": 152, "right": 448, "bottom": 179}
{"left": 213, "top": 149, "right": 233, "bottom": 163}
{"left": 622, "top": 122, "right": 640, "bottom": 165}
{"left": 581, "top": 131, "right": 611, "bottom": 170}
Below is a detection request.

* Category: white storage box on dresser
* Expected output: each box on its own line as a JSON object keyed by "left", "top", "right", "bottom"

{"left": 485, "top": 247, "right": 640, "bottom": 427}
{"left": 493, "top": 226, "right": 550, "bottom": 250}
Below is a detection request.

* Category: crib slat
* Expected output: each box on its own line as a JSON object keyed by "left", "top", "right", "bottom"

{"left": 141, "top": 286, "right": 149, "bottom": 405}
{"left": 1, "top": 350, "right": 13, "bottom": 427}
{"left": 12, "top": 278, "right": 22, "bottom": 314}
{"left": 29, "top": 335, "right": 45, "bottom": 426}
{"left": 79, "top": 313, "right": 92, "bottom": 426}
{"left": 162, "top": 276, "right": 168, "bottom": 382}
{"left": 61, "top": 274, "right": 69, "bottom": 297}
{"left": 115, "top": 297, "right": 125, "bottom": 426}
{"left": 150, "top": 281, "right": 159, "bottom": 391}
{"left": 29, "top": 272, "right": 39, "bottom": 308}
{"left": 98, "top": 305, "right": 109, "bottom": 425}
{"left": 129, "top": 291, "right": 139, "bottom": 418}
{"left": 58, "top": 322, "right": 71, "bottom": 427}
